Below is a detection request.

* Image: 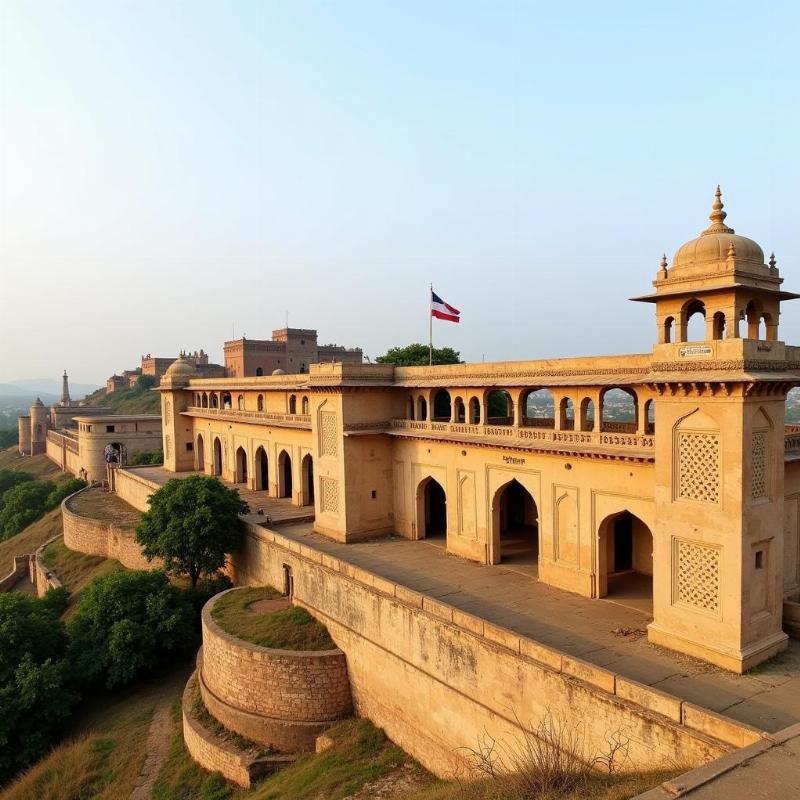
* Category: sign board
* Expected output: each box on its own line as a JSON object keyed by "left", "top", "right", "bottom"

{"left": 679, "top": 345, "right": 712, "bottom": 358}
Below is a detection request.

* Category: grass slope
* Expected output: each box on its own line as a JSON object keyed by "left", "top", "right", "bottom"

{"left": 0, "top": 662, "right": 191, "bottom": 800}
{"left": 211, "top": 588, "right": 336, "bottom": 651}
{"left": 41, "top": 538, "right": 123, "bottom": 615}
{"left": 0, "top": 449, "right": 61, "bottom": 480}
{"left": 0, "top": 507, "right": 62, "bottom": 570}
{"left": 83, "top": 385, "right": 160, "bottom": 415}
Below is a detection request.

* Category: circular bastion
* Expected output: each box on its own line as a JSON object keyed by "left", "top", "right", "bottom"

{"left": 198, "top": 588, "right": 353, "bottom": 752}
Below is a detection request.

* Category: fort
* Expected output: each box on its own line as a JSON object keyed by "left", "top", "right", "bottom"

{"left": 16, "top": 189, "right": 800, "bottom": 792}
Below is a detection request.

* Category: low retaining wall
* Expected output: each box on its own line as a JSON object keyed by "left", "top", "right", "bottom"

{"left": 0, "top": 555, "right": 29, "bottom": 592}
{"left": 229, "top": 521, "right": 766, "bottom": 779}
{"left": 30, "top": 535, "right": 63, "bottom": 597}
{"left": 115, "top": 467, "right": 160, "bottom": 512}
{"left": 61, "top": 487, "right": 158, "bottom": 570}
{"left": 200, "top": 591, "right": 352, "bottom": 751}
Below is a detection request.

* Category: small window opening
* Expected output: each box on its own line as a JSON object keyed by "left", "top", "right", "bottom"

{"left": 755, "top": 550, "right": 764, "bottom": 569}
{"left": 106, "top": 425, "right": 115, "bottom": 433}
{"left": 282, "top": 564, "right": 294, "bottom": 598}
{"left": 371, "top": 490, "right": 377, "bottom": 499}
{"left": 186, "top": 442, "right": 193, "bottom": 451}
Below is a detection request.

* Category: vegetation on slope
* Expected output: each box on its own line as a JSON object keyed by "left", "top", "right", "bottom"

{"left": 0, "top": 449, "right": 61, "bottom": 480}
{"left": 0, "top": 507, "right": 62, "bottom": 570}
{"left": 82, "top": 378, "right": 160, "bottom": 415}
{"left": 212, "top": 587, "right": 336, "bottom": 651}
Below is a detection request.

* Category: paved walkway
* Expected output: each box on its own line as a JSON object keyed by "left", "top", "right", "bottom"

{"left": 273, "top": 522, "right": 800, "bottom": 734}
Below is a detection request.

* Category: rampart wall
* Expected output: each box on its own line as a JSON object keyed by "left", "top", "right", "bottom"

{"left": 199, "top": 591, "right": 351, "bottom": 751}
{"left": 61, "top": 487, "right": 157, "bottom": 570}
{"left": 115, "top": 467, "right": 159, "bottom": 512}
{"left": 230, "top": 521, "right": 764, "bottom": 779}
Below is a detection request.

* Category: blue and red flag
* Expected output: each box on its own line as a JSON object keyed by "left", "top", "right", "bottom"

{"left": 431, "top": 290, "right": 460, "bottom": 323}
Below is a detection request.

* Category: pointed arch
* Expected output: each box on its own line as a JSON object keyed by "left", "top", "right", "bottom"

{"left": 598, "top": 511, "right": 653, "bottom": 610}
{"left": 212, "top": 437, "right": 223, "bottom": 476}
{"left": 415, "top": 476, "right": 447, "bottom": 541}
{"left": 491, "top": 478, "right": 538, "bottom": 565}
{"left": 254, "top": 446, "right": 269, "bottom": 491}
{"left": 301, "top": 453, "right": 314, "bottom": 506}
{"left": 278, "top": 449, "right": 293, "bottom": 499}
{"left": 196, "top": 434, "right": 206, "bottom": 473}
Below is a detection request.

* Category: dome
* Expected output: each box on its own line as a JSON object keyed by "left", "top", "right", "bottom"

{"left": 164, "top": 354, "right": 197, "bottom": 378}
{"left": 271, "top": 368, "right": 286, "bottom": 376}
{"left": 31, "top": 397, "right": 44, "bottom": 408}
{"left": 672, "top": 187, "right": 765, "bottom": 269}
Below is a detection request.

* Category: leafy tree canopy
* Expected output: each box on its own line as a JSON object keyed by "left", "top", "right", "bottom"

{"left": 67, "top": 570, "right": 196, "bottom": 689}
{"left": 0, "top": 590, "right": 76, "bottom": 783}
{"left": 136, "top": 476, "right": 248, "bottom": 588}
{"left": 375, "top": 343, "right": 461, "bottom": 367}
{"left": 0, "top": 469, "right": 32, "bottom": 507}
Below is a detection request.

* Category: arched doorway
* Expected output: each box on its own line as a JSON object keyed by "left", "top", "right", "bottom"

{"left": 255, "top": 447, "right": 268, "bottom": 491}
{"left": 278, "top": 450, "right": 293, "bottom": 499}
{"left": 235, "top": 446, "right": 248, "bottom": 484}
{"left": 196, "top": 435, "right": 205, "bottom": 473}
{"left": 417, "top": 478, "right": 447, "bottom": 541}
{"left": 493, "top": 480, "right": 538, "bottom": 566}
{"left": 212, "top": 437, "right": 223, "bottom": 476}
{"left": 301, "top": 454, "right": 314, "bottom": 505}
{"left": 599, "top": 511, "right": 653, "bottom": 613}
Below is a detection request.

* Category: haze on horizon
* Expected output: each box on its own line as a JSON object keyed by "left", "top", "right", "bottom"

{"left": 1, "top": 0, "right": 798, "bottom": 385}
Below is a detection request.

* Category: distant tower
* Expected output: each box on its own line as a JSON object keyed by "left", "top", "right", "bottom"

{"left": 29, "top": 398, "right": 48, "bottom": 455}
{"left": 60, "top": 370, "right": 71, "bottom": 407}
{"left": 18, "top": 415, "right": 31, "bottom": 455}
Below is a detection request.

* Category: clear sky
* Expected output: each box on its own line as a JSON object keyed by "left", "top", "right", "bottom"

{"left": 1, "top": 0, "right": 798, "bottom": 384}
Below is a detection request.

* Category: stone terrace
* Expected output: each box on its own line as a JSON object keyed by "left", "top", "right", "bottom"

{"left": 269, "top": 522, "right": 800, "bottom": 735}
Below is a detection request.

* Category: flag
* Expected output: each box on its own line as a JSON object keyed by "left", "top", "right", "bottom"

{"left": 431, "top": 290, "right": 460, "bottom": 323}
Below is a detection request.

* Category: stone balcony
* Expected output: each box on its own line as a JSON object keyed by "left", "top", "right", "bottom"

{"left": 388, "top": 418, "right": 654, "bottom": 461}
{"left": 182, "top": 406, "right": 312, "bottom": 430}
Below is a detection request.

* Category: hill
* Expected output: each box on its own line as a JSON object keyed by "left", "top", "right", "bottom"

{"left": 82, "top": 384, "right": 161, "bottom": 415}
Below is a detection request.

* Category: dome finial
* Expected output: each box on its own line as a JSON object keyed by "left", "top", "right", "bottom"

{"left": 703, "top": 185, "right": 734, "bottom": 235}
{"left": 769, "top": 252, "right": 777, "bottom": 270}
{"left": 660, "top": 253, "right": 668, "bottom": 269}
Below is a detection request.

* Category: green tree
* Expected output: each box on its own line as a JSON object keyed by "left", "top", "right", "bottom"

{"left": 129, "top": 449, "right": 164, "bottom": 466}
{"left": 0, "top": 590, "right": 76, "bottom": 783}
{"left": 0, "top": 481, "right": 53, "bottom": 540}
{"left": 136, "top": 476, "right": 248, "bottom": 588}
{"left": 67, "top": 570, "right": 196, "bottom": 689}
{"left": 0, "top": 429, "right": 18, "bottom": 449}
{"left": 45, "top": 478, "right": 87, "bottom": 510}
{"left": 375, "top": 343, "right": 462, "bottom": 367}
{"left": 0, "top": 469, "right": 32, "bottom": 508}
{"left": 137, "top": 374, "right": 157, "bottom": 390}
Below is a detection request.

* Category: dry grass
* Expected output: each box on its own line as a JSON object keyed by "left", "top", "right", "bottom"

{"left": 212, "top": 587, "right": 336, "bottom": 651}
{"left": 0, "top": 448, "right": 62, "bottom": 480}
{"left": 41, "top": 537, "right": 123, "bottom": 614}
{"left": 0, "top": 507, "right": 62, "bottom": 568}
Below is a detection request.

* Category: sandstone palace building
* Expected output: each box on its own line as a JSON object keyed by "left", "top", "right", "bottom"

{"left": 148, "top": 190, "right": 800, "bottom": 674}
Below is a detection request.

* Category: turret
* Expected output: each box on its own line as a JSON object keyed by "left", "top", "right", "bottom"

{"left": 60, "top": 370, "right": 71, "bottom": 406}
{"left": 17, "top": 416, "right": 31, "bottom": 455}
{"left": 30, "top": 398, "right": 48, "bottom": 455}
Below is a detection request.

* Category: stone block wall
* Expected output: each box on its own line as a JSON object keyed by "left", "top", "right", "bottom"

{"left": 62, "top": 489, "right": 159, "bottom": 570}
{"left": 199, "top": 590, "right": 352, "bottom": 751}
{"left": 229, "top": 521, "right": 766, "bottom": 779}
{"left": 0, "top": 555, "right": 30, "bottom": 592}
{"left": 115, "top": 468, "right": 160, "bottom": 512}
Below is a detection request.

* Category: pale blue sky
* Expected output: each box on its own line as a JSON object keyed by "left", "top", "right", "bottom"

{"left": 1, "top": 0, "right": 798, "bottom": 383}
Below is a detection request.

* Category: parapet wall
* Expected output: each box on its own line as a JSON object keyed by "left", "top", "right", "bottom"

{"left": 230, "top": 521, "right": 765, "bottom": 778}
{"left": 115, "top": 467, "right": 159, "bottom": 512}
{"left": 199, "top": 591, "right": 352, "bottom": 751}
{"left": 30, "top": 535, "right": 63, "bottom": 597}
{"left": 61, "top": 487, "right": 157, "bottom": 570}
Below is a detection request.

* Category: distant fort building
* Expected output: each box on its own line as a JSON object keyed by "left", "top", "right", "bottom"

{"left": 106, "top": 350, "right": 225, "bottom": 393}
{"left": 223, "top": 328, "right": 363, "bottom": 377}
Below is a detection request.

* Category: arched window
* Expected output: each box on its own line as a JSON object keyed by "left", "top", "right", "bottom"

{"left": 210, "top": 393, "right": 219, "bottom": 409}
{"left": 762, "top": 312, "right": 774, "bottom": 341}
{"left": 432, "top": 390, "right": 451, "bottom": 421}
{"left": 469, "top": 397, "right": 481, "bottom": 424}
{"left": 301, "top": 396, "right": 309, "bottom": 414}
{"left": 288, "top": 395, "right": 297, "bottom": 414}
{"left": 222, "top": 392, "right": 232, "bottom": 409}
{"left": 682, "top": 299, "right": 706, "bottom": 342}
{"left": 257, "top": 394, "right": 264, "bottom": 412}
{"left": 559, "top": 397, "right": 575, "bottom": 430}
{"left": 201, "top": 392, "right": 208, "bottom": 408}
{"left": 663, "top": 316, "right": 674, "bottom": 344}
{"left": 453, "top": 397, "right": 466, "bottom": 423}
{"left": 237, "top": 394, "right": 245, "bottom": 410}
{"left": 600, "top": 387, "right": 638, "bottom": 433}
{"left": 417, "top": 396, "right": 427, "bottom": 421}
{"left": 645, "top": 399, "right": 655, "bottom": 435}
{"left": 712, "top": 311, "right": 726, "bottom": 340}
{"left": 486, "top": 390, "right": 513, "bottom": 425}
{"left": 521, "top": 389, "right": 554, "bottom": 428}
{"left": 407, "top": 396, "right": 415, "bottom": 420}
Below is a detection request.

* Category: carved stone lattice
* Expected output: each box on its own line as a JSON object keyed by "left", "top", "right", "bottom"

{"left": 165, "top": 435, "right": 172, "bottom": 460}
{"left": 676, "top": 539, "right": 721, "bottom": 614}
{"left": 320, "top": 412, "right": 338, "bottom": 457}
{"left": 319, "top": 476, "right": 339, "bottom": 513}
{"left": 751, "top": 430, "right": 767, "bottom": 500}
{"left": 677, "top": 432, "right": 720, "bottom": 504}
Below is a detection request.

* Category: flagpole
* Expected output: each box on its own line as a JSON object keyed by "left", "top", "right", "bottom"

{"left": 429, "top": 283, "right": 433, "bottom": 366}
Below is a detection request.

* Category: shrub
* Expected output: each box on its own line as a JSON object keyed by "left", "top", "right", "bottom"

{"left": 67, "top": 570, "right": 197, "bottom": 689}
{"left": 45, "top": 478, "right": 87, "bottom": 510}
{"left": 0, "top": 469, "right": 32, "bottom": 507}
{"left": 0, "top": 481, "right": 54, "bottom": 540}
{"left": 136, "top": 476, "right": 248, "bottom": 588}
{"left": 0, "top": 591, "right": 77, "bottom": 783}
{"left": 129, "top": 450, "right": 164, "bottom": 466}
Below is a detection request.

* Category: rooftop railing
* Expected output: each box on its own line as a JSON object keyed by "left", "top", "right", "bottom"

{"left": 183, "top": 406, "right": 312, "bottom": 428}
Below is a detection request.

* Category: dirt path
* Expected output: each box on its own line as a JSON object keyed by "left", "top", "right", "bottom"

{"left": 128, "top": 691, "right": 175, "bottom": 800}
